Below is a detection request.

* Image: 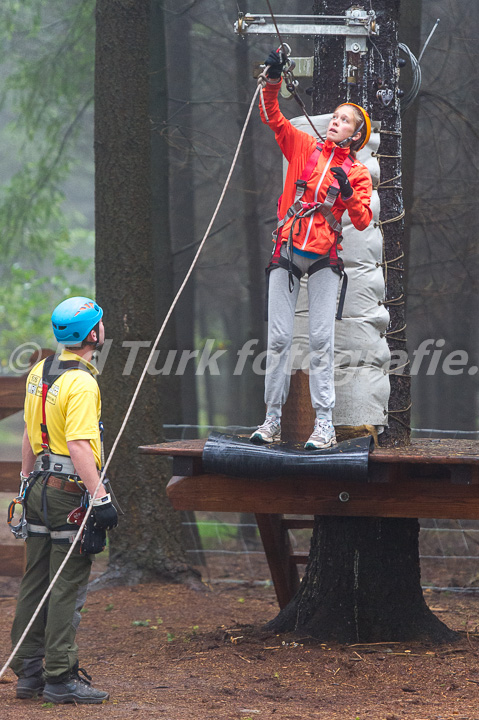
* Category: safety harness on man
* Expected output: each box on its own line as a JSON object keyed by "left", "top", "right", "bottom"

{"left": 8, "top": 355, "right": 94, "bottom": 544}
{"left": 265, "top": 143, "right": 353, "bottom": 321}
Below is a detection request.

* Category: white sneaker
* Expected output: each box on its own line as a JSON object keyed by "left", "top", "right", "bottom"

{"left": 305, "top": 418, "right": 337, "bottom": 449}
{"left": 250, "top": 414, "right": 281, "bottom": 443}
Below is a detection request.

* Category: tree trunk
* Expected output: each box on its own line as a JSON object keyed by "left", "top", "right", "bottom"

{"left": 94, "top": 0, "right": 200, "bottom": 587}
{"left": 267, "top": 0, "right": 455, "bottom": 642}
{"left": 270, "top": 517, "right": 456, "bottom": 642}
{"left": 235, "top": 38, "right": 267, "bottom": 426}
{"left": 166, "top": 7, "right": 199, "bottom": 431}
{"left": 399, "top": 0, "right": 421, "bottom": 293}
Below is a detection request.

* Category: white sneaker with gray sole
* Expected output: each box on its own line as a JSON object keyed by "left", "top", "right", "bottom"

{"left": 305, "top": 418, "right": 337, "bottom": 449}
{"left": 250, "top": 414, "right": 281, "bottom": 443}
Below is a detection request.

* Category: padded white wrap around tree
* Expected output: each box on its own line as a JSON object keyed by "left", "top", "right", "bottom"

{"left": 286, "top": 114, "right": 390, "bottom": 429}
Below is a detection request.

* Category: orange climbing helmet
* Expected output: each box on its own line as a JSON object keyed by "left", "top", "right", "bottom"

{"left": 337, "top": 103, "right": 371, "bottom": 150}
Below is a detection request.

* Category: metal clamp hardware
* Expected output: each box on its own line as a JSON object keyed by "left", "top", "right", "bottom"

{"left": 339, "top": 492, "right": 350, "bottom": 503}
{"left": 235, "top": 7, "right": 378, "bottom": 54}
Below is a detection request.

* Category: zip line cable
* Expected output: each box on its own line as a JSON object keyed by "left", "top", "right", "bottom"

{"left": 0, "top": 84, "right": 261, "bottom": 683}
{"left": 399, "top": 19, "right": 440, "bottom": 112}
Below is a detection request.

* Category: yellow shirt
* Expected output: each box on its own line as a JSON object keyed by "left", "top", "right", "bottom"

{"left": 24, "top": 349, "right": 102, "bottom": 469}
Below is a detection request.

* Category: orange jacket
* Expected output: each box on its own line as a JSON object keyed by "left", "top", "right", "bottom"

{"left": 260, "top": 81, "right": 373, "bottom": 256}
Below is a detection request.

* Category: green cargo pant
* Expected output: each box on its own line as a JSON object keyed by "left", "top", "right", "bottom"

{"left": 10, "top": 477, "right": 92, "bottom": 682}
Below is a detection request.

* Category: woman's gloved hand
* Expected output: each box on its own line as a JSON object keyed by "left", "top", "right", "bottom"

{"left": 331, "top": 167, "right": 353, "bottom": 199}
{"left": 264, "top": 49, "right": 286, "bottom": 79}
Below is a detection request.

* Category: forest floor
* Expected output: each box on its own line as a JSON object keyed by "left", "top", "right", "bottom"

{"left": 1, "top": 577, "right": 479, "bottom": 720}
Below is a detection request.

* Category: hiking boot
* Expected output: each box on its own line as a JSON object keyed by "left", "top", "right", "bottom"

{"left": 16, "top": 672, "right": 44, "bottom": 699}
{"left": 250, "top": 414, "right": 281, "bottom": 443}
{"left": 43, "top": 667, "right": 109, "bottom": 705}
{"left": 305, "top": 418, "right": 337, "bottom": 449}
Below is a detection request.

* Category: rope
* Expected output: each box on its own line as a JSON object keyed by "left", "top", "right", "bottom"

{"left": 377, "top": 251, "right": 405, "bottom": 272}
{"left": 374, "top": 209, "right": 406, "bottom": 228}
{"left": 0, "top": 84, "right": 261, "bottom": 683}
{"left": 378, "top": 173, "right": 402, "bottom": 187}
{"left": 380, "top": 293, "right": 405, "bottom": 307}
{"left": 388, "top": 403, "right": 412, "bottom": 430}
{"left": 387, "top": 361, "right": 410, "bottom": 373}
{"left": 371, "top": 152, "right": 401, "bottom": 159}
{"left": 381, "top": 323, "right": 407, "bottom": 341}
{"left": 260, "top": 0, "right": 324, "bottom": 141}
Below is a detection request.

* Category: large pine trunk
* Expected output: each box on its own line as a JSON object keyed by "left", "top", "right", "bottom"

{"left": 269, "top": 517, "right": 456, "bottom": 642}
{"left": 267, "top": 0, "right": 455, "bottom": 642}
{"left": 94, "top": 0, "right": 199, "bottom": 587}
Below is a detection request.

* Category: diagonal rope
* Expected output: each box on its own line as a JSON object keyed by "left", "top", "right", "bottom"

{"left": 0, "top": 84, "right": 261, "bottom": 682}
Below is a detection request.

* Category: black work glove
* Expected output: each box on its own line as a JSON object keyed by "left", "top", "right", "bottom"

{"left": 90, "top": 497, "right": 118, "bottom": 530}
{"left": 331, "top": 167, "right": 353, "bottom": 199}
{"left": 264, "top": 49, "right": 286, "bottom": 79}
{"left": 81, "top": 515, "right": 106, "bottom": 554}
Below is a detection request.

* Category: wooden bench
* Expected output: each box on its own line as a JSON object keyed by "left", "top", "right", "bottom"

{"left": 139, "top": 437, "right": 479, "bottom": 608}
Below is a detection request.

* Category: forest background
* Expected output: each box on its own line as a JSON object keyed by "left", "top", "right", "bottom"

{"left": 0, "top": 0, "right": 477, "bottom": 442}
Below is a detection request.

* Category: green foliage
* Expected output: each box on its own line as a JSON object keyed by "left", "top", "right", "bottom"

{"left": 0, "top": 0, "right": 95, "bottom": 361}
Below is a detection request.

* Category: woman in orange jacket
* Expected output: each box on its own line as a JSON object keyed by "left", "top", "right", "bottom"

{"left": 250, "top": 50, "right": 373, "bottom": 449}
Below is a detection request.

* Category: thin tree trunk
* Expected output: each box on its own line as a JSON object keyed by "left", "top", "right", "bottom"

{"left": 166, "top": 8, "right": 199, "bottom": 431}
{"left": 234, "top": 38, "right": 267, "bottom": 426}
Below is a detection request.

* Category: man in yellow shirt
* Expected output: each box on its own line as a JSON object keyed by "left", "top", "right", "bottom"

{"left": 10, "top": 296, "right": 118, "bottom": 704}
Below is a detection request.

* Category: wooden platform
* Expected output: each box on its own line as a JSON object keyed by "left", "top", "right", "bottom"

{"left": 139, "top": 437, "right": 479, "bottom": 608}
{"left": 140, "top": 438, "right": 479, "bottom": 519}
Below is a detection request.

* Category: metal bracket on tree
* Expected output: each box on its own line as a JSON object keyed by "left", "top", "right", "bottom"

{"left": 235, "top": 6, "right": 378, "bottom": 54}
{"left": 235, "top": 6, "right": 378, "bottom": 87}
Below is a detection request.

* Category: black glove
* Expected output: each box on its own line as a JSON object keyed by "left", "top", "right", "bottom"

{"left": 331, "top": 167, "right": 353, "bottom": 199}
{"left": 81, "top": 514, "right": 106, "bottom": 554}
{"left": 264, "top": 49, "right": 286, "bottom": 79}
{"left": 91, "top": 498, "right": 118, "bottom": 530}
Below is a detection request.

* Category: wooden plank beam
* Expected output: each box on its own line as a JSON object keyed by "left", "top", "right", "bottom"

{"left": 140, "top": 438, "right": 479, "bottom": 465}
{"left": 255, "top": 514, "right": 300, "bottom": 609}
{"left": 166, "top": 474, "right": 479, "bottom": 520}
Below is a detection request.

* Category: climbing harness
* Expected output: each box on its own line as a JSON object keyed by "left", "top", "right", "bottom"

{"left": 265, "top": 143, "right": 354, "bottom": 321}
{"left": 40, "top": 354, "right": 93, "bottom": 453}
{"left": 6, "top": 355, "right": 91, "bottom": 546}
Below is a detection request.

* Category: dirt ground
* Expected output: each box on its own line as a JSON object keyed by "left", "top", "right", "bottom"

{"left": 1, "top": 580, "right": 479, "bottom": 720}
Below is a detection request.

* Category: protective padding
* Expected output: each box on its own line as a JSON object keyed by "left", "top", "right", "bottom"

{"left": 203, "top": 432, "right": 373, "bottom": 481}
{"left": 286, "top": 115, "right": 390, "bottom": 428}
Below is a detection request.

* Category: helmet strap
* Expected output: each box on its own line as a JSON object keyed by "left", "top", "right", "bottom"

{"left": 81, "top": 322, "right": 102, "bottom": 350}
{"left": 336, "top": 119, "right": 364, "bottom": 148}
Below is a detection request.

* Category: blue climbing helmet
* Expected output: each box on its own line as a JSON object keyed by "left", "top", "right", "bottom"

{"left": 51, "top": 296, "right": 103, "bottom": 345}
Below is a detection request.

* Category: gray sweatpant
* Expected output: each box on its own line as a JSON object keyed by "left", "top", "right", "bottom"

{"left": 265, "top": 246, "right": 340, "bottom": 421}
